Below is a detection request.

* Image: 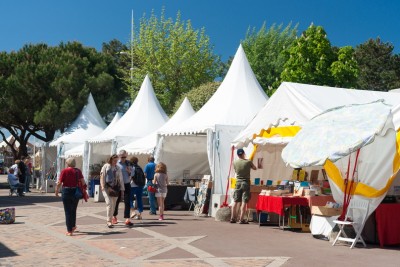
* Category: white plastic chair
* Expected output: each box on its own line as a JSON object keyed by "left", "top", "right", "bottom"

{"left": 332, "top": 198, "right": 370, "bottom": 249}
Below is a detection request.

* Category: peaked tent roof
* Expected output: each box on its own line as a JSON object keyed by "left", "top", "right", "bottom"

{"left": 159, "top": 44, "right": 268, "bottom": 136}
{"left": 89, "top": 75, "right": 169, "bottom": 143}
{"left": 120, "top": 97, "right": 195, "bottom": 155}
{"left": 64, "top": 112, "right": 122, "bottom": 157}
{"left": 49, "top": 93, "right": 107, "bottom": 146}
{"left": 233, "top": 82, "right": 400, "bottom": 148}
{"left": 0, "top": 135, "right": 34, "bottom": 149}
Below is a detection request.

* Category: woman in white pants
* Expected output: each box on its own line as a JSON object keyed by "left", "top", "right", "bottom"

{"left": 100, "top": 154, "right": 124, "bottom": 228}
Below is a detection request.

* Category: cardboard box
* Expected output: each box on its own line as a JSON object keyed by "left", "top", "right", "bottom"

{"left": 311, "top": 206, "right": 342, "bottom": 216}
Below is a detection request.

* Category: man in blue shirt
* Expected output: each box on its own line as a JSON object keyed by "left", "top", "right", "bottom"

{"left": 113, "top": 150, "right": 133, "bottom": 227}
{"left": 144, "top": 156, "right": 157, "bottom": 215}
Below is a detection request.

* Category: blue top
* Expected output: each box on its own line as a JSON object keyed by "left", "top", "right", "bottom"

{"left": 117, "top": 160, "right": 131, "bottom": 184}
{"left": 144, "top": 162, "right": 156, "bottom": 181}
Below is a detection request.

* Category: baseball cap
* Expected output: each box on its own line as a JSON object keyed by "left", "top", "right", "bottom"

{"left": 237, "top": 148, "right": 245, "bottom": 156}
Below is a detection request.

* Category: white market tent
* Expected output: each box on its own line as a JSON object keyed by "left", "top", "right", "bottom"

{"left": 155, "top": 44, "right": 268, "bottom": 198}
{"left": 83, "top": 75, "right": 169, "bottom": 180}
{"left": 62, "top": 112, "right": 122, "bottom": 171}
{"left": 119, "top": 97, "right": 195, "bottom": 165}
{"left": 231, "top": 82, "right": 400, "bottom": 202}
{"left": 42, "top": 93, "right": 107, "bottom": 181}
{"left": 282, "top": 101, "right": 399, "bottom": 221}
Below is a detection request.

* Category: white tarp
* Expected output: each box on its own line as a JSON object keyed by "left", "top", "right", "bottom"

{"left": 156, "top": 44, "right": 268, "bottom": 195}
{"left": 282, "top": 101, "right": 399, "bottom": 219}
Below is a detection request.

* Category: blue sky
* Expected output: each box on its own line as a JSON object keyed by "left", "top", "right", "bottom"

{"left": 1, "top": 0, "right": 400, "bottom": 60}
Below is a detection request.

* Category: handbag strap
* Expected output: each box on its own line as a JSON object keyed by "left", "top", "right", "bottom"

{"left": 75, "top": 168, "right": 79, "bottom": 187}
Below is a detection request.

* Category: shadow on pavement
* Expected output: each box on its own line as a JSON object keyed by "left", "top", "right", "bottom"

{"left": 0, "top": 195, "right": 61, "bottom": 208}
{"left": 0, "top": 242, "right": 18, "bottom": 258}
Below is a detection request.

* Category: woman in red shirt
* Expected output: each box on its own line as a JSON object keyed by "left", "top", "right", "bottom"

{"left": 55, "top": 158, "right": 86, "bottom": 236}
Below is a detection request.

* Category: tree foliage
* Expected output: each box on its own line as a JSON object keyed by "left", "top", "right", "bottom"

{"left": 280, "top": 24, "right": 359, "bottom": 88}
{"left": 172, "top": 81, "right": 220, "bottom": 113}
{"left": 123, "top": 9, "right": 220, "bottom": 114}
{"left": 242, "top": 22, "right": 298, "bottom": 95}
{"left": 0, "top": 42, "right": 126, "bottom": 157}
{"left": 330, "top": 46, "right": 359, "bottom": 88}
{"left": 281, "top": 24, "right": 336, "bottom": 86}
{"left": 354, "top": 38, "right": 400, "bottom": 90}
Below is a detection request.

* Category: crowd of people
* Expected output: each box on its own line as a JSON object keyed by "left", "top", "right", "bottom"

{"left": 7, "top": 156, "right": 33, "bottom": 196}
{"left": 54, "top": 150, "right": 169, "bottom": 235}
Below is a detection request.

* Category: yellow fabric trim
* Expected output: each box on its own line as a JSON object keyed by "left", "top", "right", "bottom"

{"left": 250, "top": 126, "right": 302, "bottom": 161}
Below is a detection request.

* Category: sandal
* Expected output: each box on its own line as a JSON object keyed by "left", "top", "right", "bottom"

{"left": 65, "top": 232, "right": 73, "bottom": 236}
{"left": 112, "top": 217, "right": 118, "bottom": 224}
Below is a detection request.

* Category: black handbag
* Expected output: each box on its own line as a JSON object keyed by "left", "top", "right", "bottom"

{"left": 105, "top": 182, "right": 120, "bottom": 197}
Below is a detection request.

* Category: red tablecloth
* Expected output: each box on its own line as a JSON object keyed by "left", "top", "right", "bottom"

{"left": 375, "top": 203, "right": 400, "bottom": 247}
{"left": 256, "top": 195, "right": 309, "bottom": 216}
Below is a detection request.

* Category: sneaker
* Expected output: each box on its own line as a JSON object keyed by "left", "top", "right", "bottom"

{"left": 149, "top": 211, "right": 157, "bottom": 215}
{"left": 239, "top": 220, "right": 249, "bottom": 224}
{"left": 137, "top": 214, "right": 142, "bottom": 220}
{"left": 107, "top": 223, "right": 114, "bottom": 228}
{"left": 125, "top": 220, "right": 134, "bottom": 227}
{"left": 158, "top": 215, "right": 164, "bottom": 221}
{"left": 112, "top": 217, "right": 118, "bottom": 224}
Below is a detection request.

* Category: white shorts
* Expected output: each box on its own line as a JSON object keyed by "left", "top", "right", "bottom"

{"left": 155, "top": 192, "right": 167, "bottom": 198}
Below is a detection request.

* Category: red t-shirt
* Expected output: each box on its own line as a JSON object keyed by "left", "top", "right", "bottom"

{"left": 59, "top": 167, "right": 84, "bottom": 187}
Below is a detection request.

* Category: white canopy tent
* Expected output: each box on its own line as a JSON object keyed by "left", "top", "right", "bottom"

{"left": 63, "top": 112, "right": 121, "bottom": 169}
{"left": 155, "top": 44, "right": 268, "bottom": 197}
{"left": 232, "top": 82, "right": 400, "bottom": 192}
{"left": 42, "top": 93, "right": 107, "bottom": 182}
{"left": 282, "top": 101, "right": 399, "bottom": 220}
{"left": 83, "top": 75, "right": 169, "bottom": 180}
{"left": 119, "top": 97, "right": 195, "bottom": 165}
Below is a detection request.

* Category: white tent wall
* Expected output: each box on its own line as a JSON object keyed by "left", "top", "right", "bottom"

{"left": 156, "top": 135, "right": 210, "bottom": 182}
{"left": 250, "top": 143, "right": 326, "bottom": 183}
{"left": 40, "top": 144, "right": 57, "bottom": 189}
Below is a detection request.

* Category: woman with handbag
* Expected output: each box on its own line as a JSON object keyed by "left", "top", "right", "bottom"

{"left": 55, "top": 157, "right": 86, "bottom": 236}
{"left": 100, "top": 154, "right": 125, "bottom": 228}
{"left": 154, "top": 162, "right": 169, "bottom": 221}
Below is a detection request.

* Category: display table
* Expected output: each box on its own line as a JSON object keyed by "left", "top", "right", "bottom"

{"left": 165, "top": 185, "right": 188, "bottom": 209}
{"left": 256, "top": 195, "right": 309, "bottom": 216}
{"left": 375, "top": 203, "right": 400, "bottom": 247}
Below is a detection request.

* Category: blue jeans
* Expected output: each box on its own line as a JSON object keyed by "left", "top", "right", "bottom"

{"left": 130, "top": 186, "right": 144, "bottom": 213}
{"left": 62, "top": 188, "right": 79, "bottom": 232}
{"left": 25, "top": 174, "right": 31, "bottom": 192}
{"left": 147, "top": 181, "right": 157, "bottom": 213}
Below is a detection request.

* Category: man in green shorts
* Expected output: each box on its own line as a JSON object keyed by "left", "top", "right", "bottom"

{"left": 231, "top": 148, "right": 257, "bottom": 224}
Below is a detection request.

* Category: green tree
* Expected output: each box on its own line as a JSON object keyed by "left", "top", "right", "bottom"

{"left": 354, "top": 38, "right": 400, "bottom": 90}
{"left": 330, "top": 46, "right": 359, "bottom": 88}
{"left": 172, "top": 81, "right": 220, "bottom": 113}
{"left": 242, "top": 22, "right": 298, "bottom": 95}
{"left": 124, "top": 9, "right": 220, "bottom": 114}
{"left": 0, "top": 42, "right": 126, "bottom": 158}
{"left": 281, "top": 24, "right": 336, "bottom": 86}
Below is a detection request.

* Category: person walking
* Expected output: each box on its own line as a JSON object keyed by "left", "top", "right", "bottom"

{"left": 144, "top": 156, "right": 157, "bottom": 215}
{"left": 24, "top": 157, "right": 32, "bottom": 193}
{"left": 55, "top": 158, "right": 86, "bottom": 236}
{"left": 100, "top": 154, "right": 125, "bottom": 228}
{"left": 129, "top": 156, "right": 145, "bottom": 220}
{"left": 154, "top": 162, "right": 169, "bottom": 221}
{"left": 112, "top": 150, "right": 133, "bottom": 227}
{"left": 230, "top": 148, "right": 256, "bottom": 224}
